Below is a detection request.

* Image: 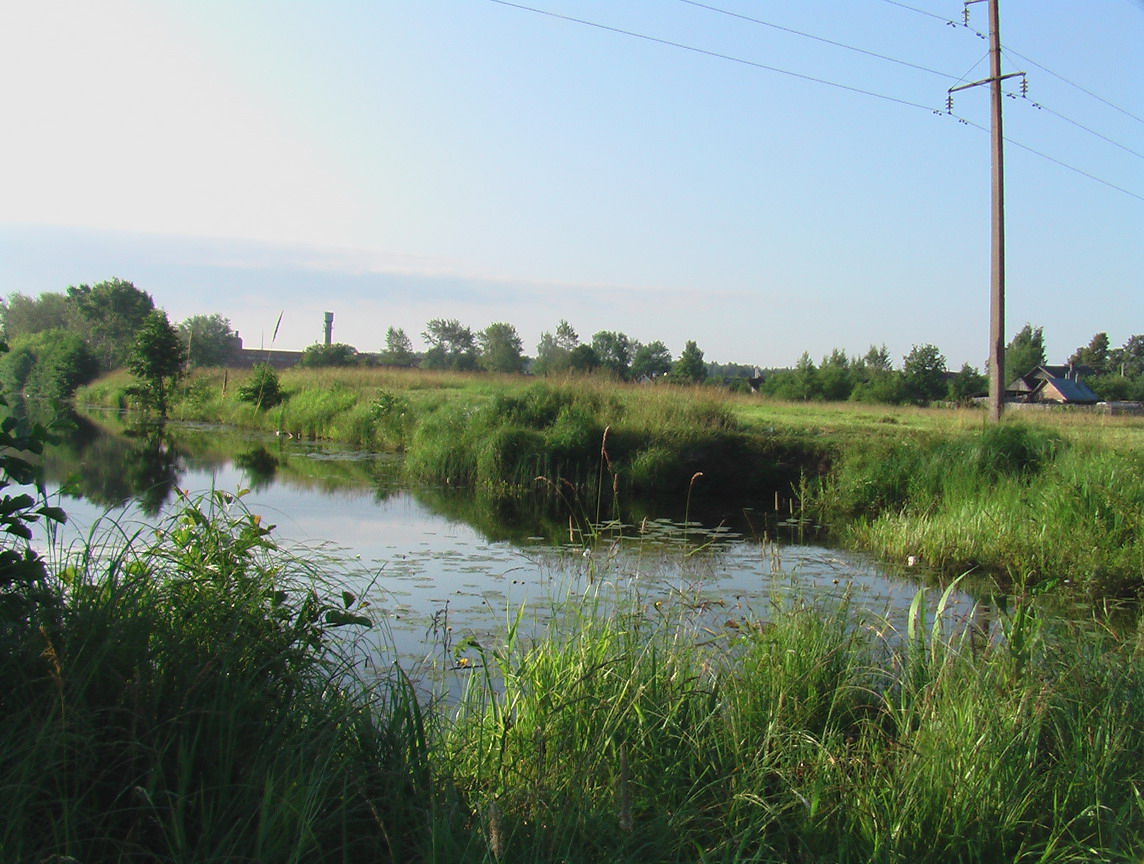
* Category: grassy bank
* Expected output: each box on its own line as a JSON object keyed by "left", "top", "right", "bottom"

{"left": 440, "top": 578, "right": 1144, "bottom": 863}
{"left": 2, "top": 492, "right": 429, "bottom": 862}
{"left": 6, "top": 491, "right": 1144, "bottom": 862}
{"left": 77, "top": 367, "right": 1144, "bottom": 595}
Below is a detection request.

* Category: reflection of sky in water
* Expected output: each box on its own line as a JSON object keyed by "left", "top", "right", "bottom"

{"left": 41, "top": 454, "right": 981, "bottom": 684}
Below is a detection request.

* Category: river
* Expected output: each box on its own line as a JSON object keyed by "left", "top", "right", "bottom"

{"left": 35, "top": 410, "right": 977, "bottom": 674}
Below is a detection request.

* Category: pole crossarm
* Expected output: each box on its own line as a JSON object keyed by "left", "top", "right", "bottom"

{"left": 949, "top": 71, "right": 1025, "bottom": 94}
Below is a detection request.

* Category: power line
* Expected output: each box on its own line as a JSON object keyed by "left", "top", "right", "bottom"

{"left": 952, "top": 112, "right": 1144, "bottom": 202}
{"left": 676, "top": 0, "right": 961, "bottom": 82}
{"left": 1003, "top": 47, "right": 1144, "bottom": 126}
{"left": 481, "top": 0, "right": 1140, "bottom": 202}
{"left": 878, "top": 0, "right": 960, "bottom": 25}
{"left": 481, "top": 0, "right": 941, "bottom": 113}
{"left": 1013, "top": 94, "right": 1144, "bottom": 161}
{"left": 880, "top": 0, "right": 1143, "bottom": 126}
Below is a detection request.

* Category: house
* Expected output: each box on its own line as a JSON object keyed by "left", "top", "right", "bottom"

{"left": 1006, "top": 364, "right": 1098, "bottom": 405}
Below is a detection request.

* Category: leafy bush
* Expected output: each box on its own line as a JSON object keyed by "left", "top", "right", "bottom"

{"left": 236, "top": 363, "right": 284, "bottom": 409}
{"left": 299, "top": 342, "right": 358, "bottom": 368}
{"left": 0, "top": 331, "right": 99, "bottom": 402}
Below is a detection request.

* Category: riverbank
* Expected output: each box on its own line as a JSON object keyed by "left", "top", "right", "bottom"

{"left": 6, "top": 490, "right": 1143, "bottom": 862}
{"left": 77, "top": 367, "right": 1144, "bottom": 596}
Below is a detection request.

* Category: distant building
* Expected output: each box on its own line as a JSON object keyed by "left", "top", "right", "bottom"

{"left": 231, "top": 348, "right": 303, "bottom": 370}
{"left": 1006, "top": 364, "right": 1098, "bottom": 405}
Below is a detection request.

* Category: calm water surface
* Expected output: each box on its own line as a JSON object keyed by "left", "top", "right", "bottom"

{"left": 39, "top": 415, "right": 978, "bottom": 670}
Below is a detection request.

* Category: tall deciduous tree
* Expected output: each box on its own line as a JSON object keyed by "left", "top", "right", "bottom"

{"left": 1004, "top": 324, "right": 1046, "bottom": 381}
{"left": 1, "top": 292, "right": 71, "bottom": 340}
{"left": 591, "top": 331, "right": 632, "bottom": 379}
{"left": 672, "top": 340, "right": 706, "bottom": 384}
{"left": 67, "top": 278, "right": 155, "bottom": 371}
{"left": 178, "top": 313, "right": 241, "bottom": 368}
{"left": 478, "top": 322, "right": 525, "bottom": 374}
{"left": 421, "top": 319, "right": 477, "bottom": 371}
{"left": 128, "top": 310, "right": 184, "bottom": 418}
{"left": 902, "top": 344, "right": 948, "bottom": 404}
{"left": 379, "top": 327, "right": 415, "bottom": 366}
{"left": 630, "top": 340, "right": 673, "bottom": 379}
{"left": 533, "top": 320, "right": 580, "bottom": 376}
{"left": 1068, "top": 332, "right": 1110, "bottom": 375}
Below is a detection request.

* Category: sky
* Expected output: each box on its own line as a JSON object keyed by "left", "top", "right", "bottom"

{"left": 1, "top": 0, "right": 1140, "bottom": 369}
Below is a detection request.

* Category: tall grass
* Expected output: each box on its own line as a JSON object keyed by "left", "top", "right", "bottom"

{"left": 0, "top": 491, "right": 429, "bottom": 863}
{"left": 817, "top": 423, "right": 1144, "bottom": 594}
{"left": 437, "top": 576, "right": 1144, "bottom": 863}
{"left": 5, "top": 478, "right": 1144, "bottom": 861}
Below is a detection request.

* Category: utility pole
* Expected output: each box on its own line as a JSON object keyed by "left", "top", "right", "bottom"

{"left": 949, "top": 0, "right": 1023, "bottom": 423}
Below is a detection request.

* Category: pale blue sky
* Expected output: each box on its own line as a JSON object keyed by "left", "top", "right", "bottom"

{"left": 1, "top": 0, "right": 1140, "bottom": 368}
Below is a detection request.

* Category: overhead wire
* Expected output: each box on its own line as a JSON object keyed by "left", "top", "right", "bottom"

{"left": 674, "top": 0, "right": 961, "bottom": 82}
{"left": 952, "top": 113, "right": 1144, "bottom": 203}
{"left": 481, "top": 0, "right": 1142, "bottom": 201}
{"left": 481, "top": 0, "right": 940, "bottom": 113}
{"left": 1012, "top": 94, "right": 1144, "bottom": 161}
{"left": 878, "top": 0, "right": 1143, "bottom": 126}
{"left": 1003, "top": 47, "right": 1144, "bottom": 127}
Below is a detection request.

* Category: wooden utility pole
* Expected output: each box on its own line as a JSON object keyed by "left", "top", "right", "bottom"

{"left": 949, "top": 0, "right": 1023, "bottom": 423}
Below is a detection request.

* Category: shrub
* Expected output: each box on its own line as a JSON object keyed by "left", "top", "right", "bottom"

{"left": 236, "top": 363, "right": 284, "bottom": 409}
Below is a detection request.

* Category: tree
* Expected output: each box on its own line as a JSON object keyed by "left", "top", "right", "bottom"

{"left": 179, "top": 313, "right": 241, "bottom": 368}
{"left": 591, "top": 331, "right": 632, "bottom": 379}
{"left": 533, "top": 320, "right": 580, "bottom": 376}
{"left": 817, "top": 349, "right": 853, "bottom": 401}
{"left": 672, "top": 340, "right": 706, "bottom": 384}
{"left": 1, "top": 292, "right": 71, "bottom": 340}
{"left": 299, "top": 342, "right": 358, "bottom": 368}
{"left": 1004, "top": 324, "right": 1046, "bottom": 382}
{"left": 478, "top": 322, "right": 525, "bottom": 374}
{"left": 128, "top": 310, "right": 184, "bottom": 418}
{"left": 421, "top": 319, "right": 477, "bottom": 371}
{"left": 379, "top": 327, "right": 415, "bottom": 367}
{"left": 0, "top": 330, "right": 98, "bottom": 402}
{"left": 566, "top": 344, "right": 600, "bottom": 374}
{"left": 67, "top": 278, "right": 156, "bottom": 371}
{"left": 902, "top": 344, "right": 947, "bottom": 404}
{"left": 849, "top": 344, "right": 902, "bottom": 404}
{"left": 1069, "top": 332, "right": 1110, "bottom": 376}
{"left": 861, "top": 344, "right": 893, "bottom": 373}
{"left": 23, "top": 332, "right": 99, "bottom": 403}
{"left": 947, "top": 362, "right": 987, "bottom": 404}
{"left": 630, "top": 341, "right": 673, "bottom": 379}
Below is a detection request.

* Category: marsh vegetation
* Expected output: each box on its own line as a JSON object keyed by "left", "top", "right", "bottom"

{"left": 4, "top": 368, "right": 1140, "bottom": 860}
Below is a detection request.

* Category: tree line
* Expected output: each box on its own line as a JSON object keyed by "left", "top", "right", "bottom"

{"left": 3, "top": 280, "right": 1143, "bottom": 411}
{"left": 0, "top": 279, "right": 237, "bottom": 414}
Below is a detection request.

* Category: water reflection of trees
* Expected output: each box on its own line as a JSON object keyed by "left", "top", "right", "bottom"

{"left": 46, "top": 414, "right": 184, "bottom": 516}
{"left": 232, "top": 446, "right": 280, "bottom": 491}
{"left": 49, "top": 409, "right": 780, "bottom": 548}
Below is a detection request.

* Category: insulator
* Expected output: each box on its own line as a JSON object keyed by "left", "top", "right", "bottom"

{"left": 1020, "top": 76, "right": 1029, "bottom": 96}
{"left": 946, "top": 94, "right": 954, "bottom": 112}
{"left": 963, "top": 6, "right": 970, "bottom": 25}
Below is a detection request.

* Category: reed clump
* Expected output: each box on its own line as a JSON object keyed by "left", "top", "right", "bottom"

{"left": 1, "top": 491, "right": 430, "bottom": 863}
{"left": 437, "top": 578, "right": 1144, "bottom": 862}
{"left": 815, "top": 422, "right": 1144, "bottom": 594}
